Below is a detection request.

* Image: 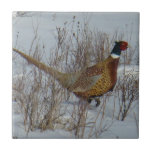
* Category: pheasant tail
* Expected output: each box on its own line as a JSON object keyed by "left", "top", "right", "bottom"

{"left": 13, "top": 48, "right": 78, "bottom": 88}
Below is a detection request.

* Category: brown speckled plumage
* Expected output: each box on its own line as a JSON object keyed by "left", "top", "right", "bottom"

{"left": 73, "top": 56, "right": 119, "bottom": 99}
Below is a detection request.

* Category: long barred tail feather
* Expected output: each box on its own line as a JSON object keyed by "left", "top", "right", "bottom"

{"left": 12, "top": 48, "right": 77, "bottom": 88}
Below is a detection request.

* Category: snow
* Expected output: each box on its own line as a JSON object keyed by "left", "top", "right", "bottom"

{"left": 12, "top": 12, "right": 139, "bottom": 139}
{"left": 12, "top": 93, "right": 139, "bottom": 139}
{"left": 101, "top": 119, "right": 138, "bottom": 139}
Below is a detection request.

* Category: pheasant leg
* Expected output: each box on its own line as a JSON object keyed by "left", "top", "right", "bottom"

{"left": 95, "top": 98, "right": 100, "bottom": 107}
{"left": 87, "top": 98, "right": 92, "bottom": 104}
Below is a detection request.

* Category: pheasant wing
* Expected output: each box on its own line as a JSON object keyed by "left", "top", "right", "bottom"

{"left": 69, "top": 64, "right": 103, "bottom": 92}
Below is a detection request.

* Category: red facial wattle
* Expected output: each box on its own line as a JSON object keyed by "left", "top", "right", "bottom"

{"left": 120, "top": 42, "right": 128, "bottom": 51}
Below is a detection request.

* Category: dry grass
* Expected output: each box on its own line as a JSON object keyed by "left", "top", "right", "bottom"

{"left": 115, "top": 71, "right": 139, "bottom": 121}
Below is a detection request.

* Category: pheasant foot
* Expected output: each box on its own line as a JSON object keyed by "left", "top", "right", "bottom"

{"left": 87, "top": 97, "right": 101, "bottom": 107}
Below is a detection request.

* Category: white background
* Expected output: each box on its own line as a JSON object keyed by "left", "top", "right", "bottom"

{"left": 0, "top": 0, "right": 151, "bottom": 152}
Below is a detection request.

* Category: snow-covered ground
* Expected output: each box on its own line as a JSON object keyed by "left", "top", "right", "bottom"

{"left": 12, "top": 12, "right": 139, "bottom": 139}
{"left": 12, "top": 94, "right": 139, "bottom": 139}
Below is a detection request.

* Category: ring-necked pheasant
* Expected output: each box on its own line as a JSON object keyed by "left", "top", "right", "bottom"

{"left": 13, "top": 41, "right": 128, "bottom": 107}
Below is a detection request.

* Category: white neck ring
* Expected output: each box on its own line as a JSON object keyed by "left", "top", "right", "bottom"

{"left": 111, "top": 53, "right": 120, "bottom": 59}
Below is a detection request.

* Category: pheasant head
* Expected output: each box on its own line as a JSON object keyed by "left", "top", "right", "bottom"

{"left": 111, "top": 41, "right": 128, "bottom": 58}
